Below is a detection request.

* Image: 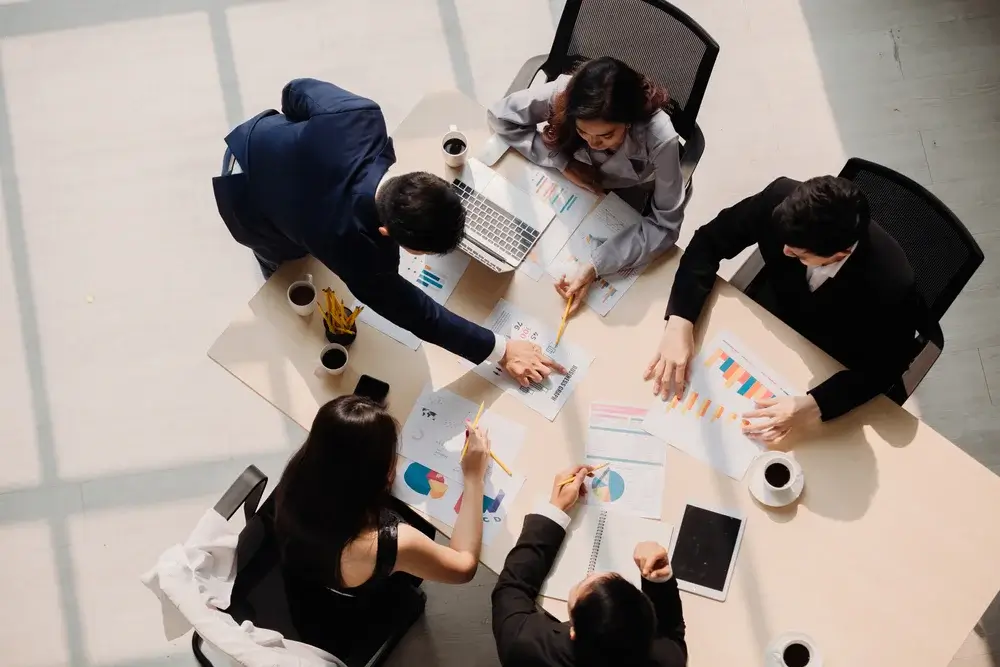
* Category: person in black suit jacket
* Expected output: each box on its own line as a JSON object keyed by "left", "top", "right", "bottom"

{"left": 492, "top": 466, "right": 687, "bottom": 667}
{"left": 644, "top": 176, "right": 923, "bottom": 443}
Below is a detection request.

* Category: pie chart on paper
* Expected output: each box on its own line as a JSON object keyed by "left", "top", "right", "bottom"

{"left": 592, "top": 470, "right": 625, "bottom": 503}
{"left": 403, "top": 462, "right": 449, "bottom": 499}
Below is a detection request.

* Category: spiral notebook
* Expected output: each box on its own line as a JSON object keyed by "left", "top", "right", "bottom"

{"left": 540, "top": 506, "right": 674, "bottom": 601}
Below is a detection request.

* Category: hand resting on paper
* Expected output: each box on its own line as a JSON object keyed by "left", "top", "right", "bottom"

{"left": 633, "top": 541, "right": 672, "bottom": 581}
{"left": 554, "top": 263, "right": 598, "bottom": 316}
{"left": 742, "top": 395, "right": 821, "bottom": 446}
{"left": 644, "top": 317, "right": 695, "bottom": 400}
{"left": 501, "top": 340, "right": 567, "bottom": 387}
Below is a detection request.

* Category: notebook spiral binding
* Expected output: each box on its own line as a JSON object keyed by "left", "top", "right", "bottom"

{"left": 587, "top": 510, "right": 608, "bottom": 574}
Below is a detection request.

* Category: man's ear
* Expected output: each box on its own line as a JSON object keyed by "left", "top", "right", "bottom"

{"left": 569, "top": 626, "right": 576, "bottom": 641}
{"left": 378, "top": 226, "right": 390, "bottom": 237}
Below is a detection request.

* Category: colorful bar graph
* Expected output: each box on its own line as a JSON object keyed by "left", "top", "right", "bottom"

{"left": 532, "top": 172, "right": 579, "bottom": 214}
{"left": 416, "top": 266, "right": 444, "bottom": 290}
{"left": 682, "top": 392, "right": 699, "bottom": 413}
{"left": 697, "top": 398, "right": 712, "bottom": 418}
{"left": 704, "top": 347, "right": 778, "bottom": 401}
{"left": 712, "top": 405, "right": 725, "bottom": 422}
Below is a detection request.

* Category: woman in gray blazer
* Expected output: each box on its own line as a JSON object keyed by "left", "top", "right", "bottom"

{"left": 488, "top": 56, "right": 686, "bottom": 312}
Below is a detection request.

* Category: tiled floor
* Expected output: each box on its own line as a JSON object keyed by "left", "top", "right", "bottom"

{"left": 0, "top": 0, "right": 997, "bottom": 666}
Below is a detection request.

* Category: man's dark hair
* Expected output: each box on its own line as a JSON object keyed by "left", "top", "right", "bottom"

{"left": 570, "top": 574, "right": 656, "bottom": 667}
{"left": 375, "top": 172, "right": 465, "bottom": 253}
{"left": 773, "top": 176, "right": 870, "bottom": 258}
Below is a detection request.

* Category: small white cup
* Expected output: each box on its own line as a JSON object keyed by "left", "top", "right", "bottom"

{"left": 287, "top": 274, "right": 316, "bottom": 316}
{"left": 441, "top": 125, "right": 468, "bottom": 168}
{"left": 319, "top": 343, "right": 349, "bottom": 376}
{"left": 763, "top": 458, "right": 794, "bottom": 494}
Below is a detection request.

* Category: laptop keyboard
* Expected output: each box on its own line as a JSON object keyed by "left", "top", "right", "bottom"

{"left": 452, "top": 179, "right": 539, "bottom": 262}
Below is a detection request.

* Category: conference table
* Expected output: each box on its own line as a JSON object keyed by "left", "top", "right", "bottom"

{"left": 208, "top": 91, "right": 1000, "bottom": 667}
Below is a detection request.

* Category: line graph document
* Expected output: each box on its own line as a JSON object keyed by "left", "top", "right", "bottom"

{"left": 642, "top": 332, "right": 796, "bottom": 480}
{"left": 546, "top": 193, "right": 644, "bottom": 316}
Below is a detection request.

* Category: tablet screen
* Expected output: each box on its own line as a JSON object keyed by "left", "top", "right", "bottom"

{"left": 671, "top": 504, "right": 744, "bottom": 593}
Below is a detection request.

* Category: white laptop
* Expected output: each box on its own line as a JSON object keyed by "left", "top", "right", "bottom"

{"left": 451, "top": 158, "right": 555, "bottom": 273}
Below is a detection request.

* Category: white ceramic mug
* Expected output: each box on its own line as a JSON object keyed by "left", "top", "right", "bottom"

{"left": 763, "top": 457, "right": 795, "bottom": 494}
{"left": 441, "top": 125, "right": 468, "bottom": 168}
{"left": 319, "top": 343, "right": 349, "bottom": 376}
{"left": 286, "top": 274, "right": 316, "bottom": 316}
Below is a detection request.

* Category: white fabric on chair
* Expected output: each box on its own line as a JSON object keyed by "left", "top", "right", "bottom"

{"left": 141, "top": 508, "right": 344, "bottom": 667}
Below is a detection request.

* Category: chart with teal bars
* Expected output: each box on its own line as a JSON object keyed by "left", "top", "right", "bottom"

{"left": 642, "top": 332, "right": 796, "bottom": 480}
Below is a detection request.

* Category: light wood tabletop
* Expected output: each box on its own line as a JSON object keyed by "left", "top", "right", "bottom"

{"left": 208, "top": 91, "right": 1000, "bottom": 667}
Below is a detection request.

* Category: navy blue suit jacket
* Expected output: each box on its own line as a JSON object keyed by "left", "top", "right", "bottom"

{"left": 217, "top": 78, "right": 495, "bottom": 363}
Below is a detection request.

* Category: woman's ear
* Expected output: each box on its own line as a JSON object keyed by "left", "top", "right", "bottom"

{"left": 569, "top": 626, "right": 576, "bottom": 641}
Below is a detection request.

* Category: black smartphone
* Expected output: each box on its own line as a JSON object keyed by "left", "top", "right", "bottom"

{"left": 354, "top": 374, "right": 390, "bottom": 404}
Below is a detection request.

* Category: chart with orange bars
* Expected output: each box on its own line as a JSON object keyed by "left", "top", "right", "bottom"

{"left": 643, "top": 332, "right": 795, "bottom": 480}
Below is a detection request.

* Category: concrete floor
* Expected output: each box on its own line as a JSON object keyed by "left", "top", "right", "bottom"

{"left": 0, "top": 0, "right": 998, "bottom": 666}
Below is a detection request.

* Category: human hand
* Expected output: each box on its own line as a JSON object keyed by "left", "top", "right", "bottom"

{"left": 563, "top": 160, "right": 603, "bottom": 195}
{"left": 460, "top": 423, "right": 490, "bottom": 481}
{"left": 554, "top": 263, "right": 597, "bottom": 316}
{"left": 643, "top": 318, "right": 695, "bottom": 400}
{"left": 633, "top": 541, "right": 671, "bottom": 580}
{"left": 501, "top": 340, "right": 567, "bottom": 387}
{"left": 741, "top": 395, "right": 821, "bottom": 446}
{"left": 549, "top": 465, "right": 591, "bottom": 513}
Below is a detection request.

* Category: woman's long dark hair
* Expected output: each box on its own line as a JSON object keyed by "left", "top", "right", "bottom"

{"left": 543, "top": 56, "right": 669, "bottom": 158}
{"left": 273, "top": 395, "right": 399, "bottom": 582}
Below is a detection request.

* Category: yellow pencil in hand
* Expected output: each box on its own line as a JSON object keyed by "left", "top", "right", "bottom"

{"left": 557, "top": 462, "right": 608, "bottom": 488}
{"left": 461, "top": 401, "right": 485, "bottom": 458}
{"left": 555, "top": 295, "right": 573, "bottom": 346}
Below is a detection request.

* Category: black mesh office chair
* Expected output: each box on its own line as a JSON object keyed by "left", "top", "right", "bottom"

{"left": 191, "top": 466, "right": 427, "bottom": 667}
{"left": 732, "top": 158, "right": 985, "bottom": 402}
{"left": 504, "top": 0, "right": 719, "bottom": 184}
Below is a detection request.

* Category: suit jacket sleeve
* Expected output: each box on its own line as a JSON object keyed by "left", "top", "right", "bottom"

{"left": 487, "top": 76, "right": 571, "bottom": 171}
{"left": 492, "top": 514, "right": 567, "bottom": 665}
{"left": 807, "top": 285, "right": 922, "bottom": 420}
{"left": 666, "top": 179, "right": 784, "bottom": 322}
{"left": 642, "top": 577, "right": 688, "bottom": 657}
{"left": 328, "top": 251, "right": 496, "bottom": 364}
{"left": 591, "top": 138, "right": 686, "bottom": 275}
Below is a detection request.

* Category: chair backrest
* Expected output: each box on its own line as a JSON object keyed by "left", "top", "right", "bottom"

{"left": 838, "top": 158, "right": 984, "bottom": 322}
{"left": 542, "top": 0, "right": 719, "bottom": 139}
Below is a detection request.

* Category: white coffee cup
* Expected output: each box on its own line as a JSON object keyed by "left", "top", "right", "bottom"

{"left": 287, "top": 274, "right": 316, "bottom": 316}
{"left": 442, "top": 125, "right": 468, "bottom": 168}
{"left": 766, "top": 633, "right": 820, "bottom": 667}
{"left": 319, "top": 343, "right": 349, "bottom": 376}
{"left": 763, "top": 458, "right": 794, "bottom": 494}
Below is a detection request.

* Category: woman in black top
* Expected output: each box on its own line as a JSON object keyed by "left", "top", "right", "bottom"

{"left": 272, "top": 395, "right": 491, "bottom": 654}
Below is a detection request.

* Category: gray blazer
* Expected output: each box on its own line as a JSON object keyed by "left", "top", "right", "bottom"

{"left": 487, "top": 75, "right": 686, "bottom": 275}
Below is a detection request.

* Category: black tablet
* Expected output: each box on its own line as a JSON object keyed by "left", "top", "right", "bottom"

{"left": 669, "top": 503, "right": 746, "bottom": 601}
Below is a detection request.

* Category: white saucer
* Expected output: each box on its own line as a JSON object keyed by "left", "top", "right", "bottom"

{"left": 748, "top": 452, "right": 804, "bottom": 508}
{"left": 765, "top": 632, "right": 823, "bottom": 667}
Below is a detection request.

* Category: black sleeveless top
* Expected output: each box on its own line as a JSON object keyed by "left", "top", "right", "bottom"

{"left": 326, "top": 508, "right": 401, "bottom": 597}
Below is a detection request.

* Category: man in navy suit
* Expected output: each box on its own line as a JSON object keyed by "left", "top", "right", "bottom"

{"left": 213, "top": 78, "right": 562, "bottom": 383}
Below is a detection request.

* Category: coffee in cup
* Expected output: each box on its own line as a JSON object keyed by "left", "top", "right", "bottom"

{"left": 442, "top": 125, "right": 468, "bottom": 168}
{"left": 781, "top": 641, "right": 811, "bottom": 667}
{"left": 287, "top": 274, "right": 316, "bottom": 316}
{"left": 764, "top": 459, "right": 793, "bottom": 491}
{"left": 319, "top": 343, "right": 349, "bottom": 376}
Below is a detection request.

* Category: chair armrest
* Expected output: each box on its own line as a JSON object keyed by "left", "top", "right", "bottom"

{"left": 902, "top": 338, "right": 942, "bottom": 397}
{"left": 504, "top": 54, "right": 549, "bottom": 96}
{"left": 679, "top": 123, "right": 704, "bottom": 186}
{"left": 213, "top": 465, "right": 268, "bottom": 522}
{"left": 729, "top": 246, "right": 765, "bottom": 292}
